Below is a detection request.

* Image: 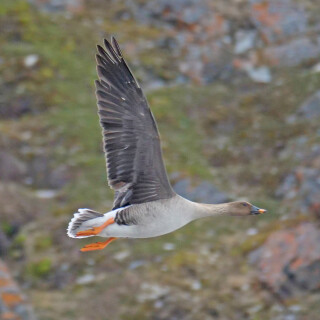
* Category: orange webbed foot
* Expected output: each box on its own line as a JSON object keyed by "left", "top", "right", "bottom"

{"left": 76, "top": 227, "right": 100, "bottom": 237}
{"left": 80, "top": 237, "right": 117, "bottom": 252}
{"left": 76, "top": 217, "right": 115, "bottom": 237}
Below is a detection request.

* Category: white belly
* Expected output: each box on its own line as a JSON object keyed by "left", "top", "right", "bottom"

{"left": 103, "top": 212, "right": 191, "bottom": 238}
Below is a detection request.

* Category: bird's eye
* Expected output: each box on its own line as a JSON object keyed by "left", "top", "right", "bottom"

{"left": 242, "top": 203, "right": 248, "bottom": 207}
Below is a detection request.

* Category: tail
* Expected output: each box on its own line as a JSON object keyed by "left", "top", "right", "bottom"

{"left": 67, "top": 209, "right": 104, "bottom": 238}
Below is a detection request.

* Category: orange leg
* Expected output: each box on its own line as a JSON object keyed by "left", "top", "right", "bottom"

{"left": 76, "top": 217, "right": 115, "bottom": 237}
{"left": 80, "top": 237, "right": 117, "bottom": 252}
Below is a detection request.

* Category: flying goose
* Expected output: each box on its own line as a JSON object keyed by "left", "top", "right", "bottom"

{"left": 67, "top": 37, "right": 267, "bottom": 252}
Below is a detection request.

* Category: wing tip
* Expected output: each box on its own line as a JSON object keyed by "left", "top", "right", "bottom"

{"left": 111, "top": 36, "right": 122, "bottom": 57}
{"left": 94, "top": 79, "right": 101, "bottom": 89}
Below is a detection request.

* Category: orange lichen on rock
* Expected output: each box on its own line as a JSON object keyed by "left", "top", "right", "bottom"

{"left": 0, "top": 262, "right": 9, "bottom": 273}
{"left": 252, "top": 2, "right": 280, "bottom": 28}
{"left": 1, "top": 311, "right": 21, "bottom": 320}
{"left": 0, "top": 278, "right": 12, "bottom": 287}
{"left": 1, "top": 292, "right": 24, "bottom": 307}
{"left": 0, "top": 259, "right": 35, "bottom": 319}
{"left": 250, "top": 223, "right": 320, "bottom": 298}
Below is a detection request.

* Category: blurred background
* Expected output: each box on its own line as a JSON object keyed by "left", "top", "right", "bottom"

{"left": 1, "top": 0, "right": 320, "bottom": 319}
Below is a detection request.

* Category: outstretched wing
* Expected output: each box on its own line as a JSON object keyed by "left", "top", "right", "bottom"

{"left": 95, "top": 37, "right": 175, "bottom": 209}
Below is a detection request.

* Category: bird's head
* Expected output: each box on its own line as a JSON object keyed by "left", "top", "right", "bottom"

{"left": 227, "top": 201, "right": 267, "bottom": 216}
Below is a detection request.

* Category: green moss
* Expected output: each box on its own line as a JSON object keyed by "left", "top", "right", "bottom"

{"left": 166, "top": 250, "right": 199, "bottom": 270}
{"left": 148, "top": 85, "right": 221, "bottom": 179}
{"left": 13, "top": 233, "right": 27, "bottom": 246}
{"left": 34, "top": 235, "right": 53, "bottom": 251}
{"left": 27, "top": 258, "right": 52, "bottom": 278}
{"left": 1, "top": 222, "right": 14, "bottom": 237}
{"left": 236, "top": 232, "right": 271, "bottom": 256}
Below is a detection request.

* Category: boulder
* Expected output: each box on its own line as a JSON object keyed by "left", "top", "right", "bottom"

{"left": 0, "top": 183, "right": 42, "bottom": 230}
{"left": 27, "top": 155, "right": 70, "bottom": 189}
{"left": 249, "top": 0, "right": 308, "bottom": 44}
{"left": 249, "top": 223, "right": 320, "bottom": 298}
{"left": 0, "top": 231, "right": 10, "bottom": 257}
{"left": 262, "top": 36, "right": 320, "bottom": 67}
{"left": 298, "top": 90, "right": 320, "bottom": 120}
{"left": 0, "top": 88, "right": 35, "bottom": 119}
{"left": 28, "top": 0, "right": 84, "bottom": 14}
{"left": 0, "top": 259, "right": 36, "bottom": 320}
{"left": 276, "top": 166, "right": 320, "bottom": 217}
{"left": 0, "top": 152, "right": 27, "bottom": 182}
{"left": 234, "top": 30, "right": 257, "bottom": 54}
{"left": 173, "top": 178, "right": 229, "bottom": 204}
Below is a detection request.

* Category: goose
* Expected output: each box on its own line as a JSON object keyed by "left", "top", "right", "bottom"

{"left": 67, "top": 37, "right": 267, "bottom": 252}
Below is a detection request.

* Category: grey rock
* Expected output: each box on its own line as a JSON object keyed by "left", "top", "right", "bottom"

{"left": 245, "top": 65, "right": 272, "bottom": 83}
{"left": 312, "top": 62, "right": 320, "bottom": 73}
{"left": 23, "top": 54, "right": 39, "bottom": 68}
{"left": 298, "top": 90, "right": 320, "bottom": 119}
{"left": 0, "top": 231, "right": 10, "bottom": 256}
{"left": 0, "top": 152, "right": 27, "bottom": 182}
{"left": 34, "top": 189, "right": 58, "bottom": 199}
{"left": 76, "top": 274, "right": 95, "bottom": 285}
{"left": 263, "top": 36, "right": 320, "bottom": 67}
{"left": 0, "top": 94, "right": 33, "bottom": 119}
{"left": 28, "top": 155, "right": 50, "bottom": 188}
{"left": 138, "top": 283, "right": 170, "bottom": 302}
{"left": 125, "top": 0, "right": 233, "bottom": 85}
{"left": 129, "top": 260, "right": 146, "bottom": 270}
{"left": 249, "top": 0, "right": 308, "bottom": 43}
{"left": 248, "top": 246, "right": 263, "bottom": 265}
{"left": 234, "top": 30, "right": 257, "bottom": 54}
{"left": 275, "top": 173, "right": 296, "bottom": 199}
{"left": 181, "top": 6, "right": 207, "bottom": 25}
{"left": 163, "top": 243, "right": 175, "bottom": 251}
{"left": 48, "top": 165, "right": 70, "bottom": 189}
{"left": 250, "top": 223, "right": 320, "bottom": 298}
{"left": 28, "top": 156, "right": 69, "bottom": 189}
{"left": 276, "top": 166, "right": 320, "bottom": 216}
{"left": 146, "top": 0, "right": 208, "bottom": 20}
{"left": 203, "top": 59, "right": 234, "bottom": 83}
{"left": 286, "top": 259, "right": 320, "bottom": 291}
{"left": 173, "top": 178, "right": 229, "bottom": 204}
{"left": 28, "top": 0, "right": 84, "bottom": 14}
{"left": 0, "top": 259, "right": 36, "bottom": 320}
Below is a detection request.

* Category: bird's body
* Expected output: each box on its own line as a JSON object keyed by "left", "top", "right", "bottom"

{"left": 69, "top": 195, "right": 193, "bottom": 239}
{"left": 67, "top": 37, "right": 267, "bottom": 252}
{"left": 68, "top": 195, "right": 234, "bottom": 240}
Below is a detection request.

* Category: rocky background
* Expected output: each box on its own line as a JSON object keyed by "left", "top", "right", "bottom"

{"left": 1, "top": 0, "right": 320, "bottom": 319}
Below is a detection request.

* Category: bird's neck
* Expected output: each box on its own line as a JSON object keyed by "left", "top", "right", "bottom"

{"left": 190, "top": 202, "right": 230, "bottom": 219}
{"left": 174, "top": 195, "right": 231, "bottom": 222}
